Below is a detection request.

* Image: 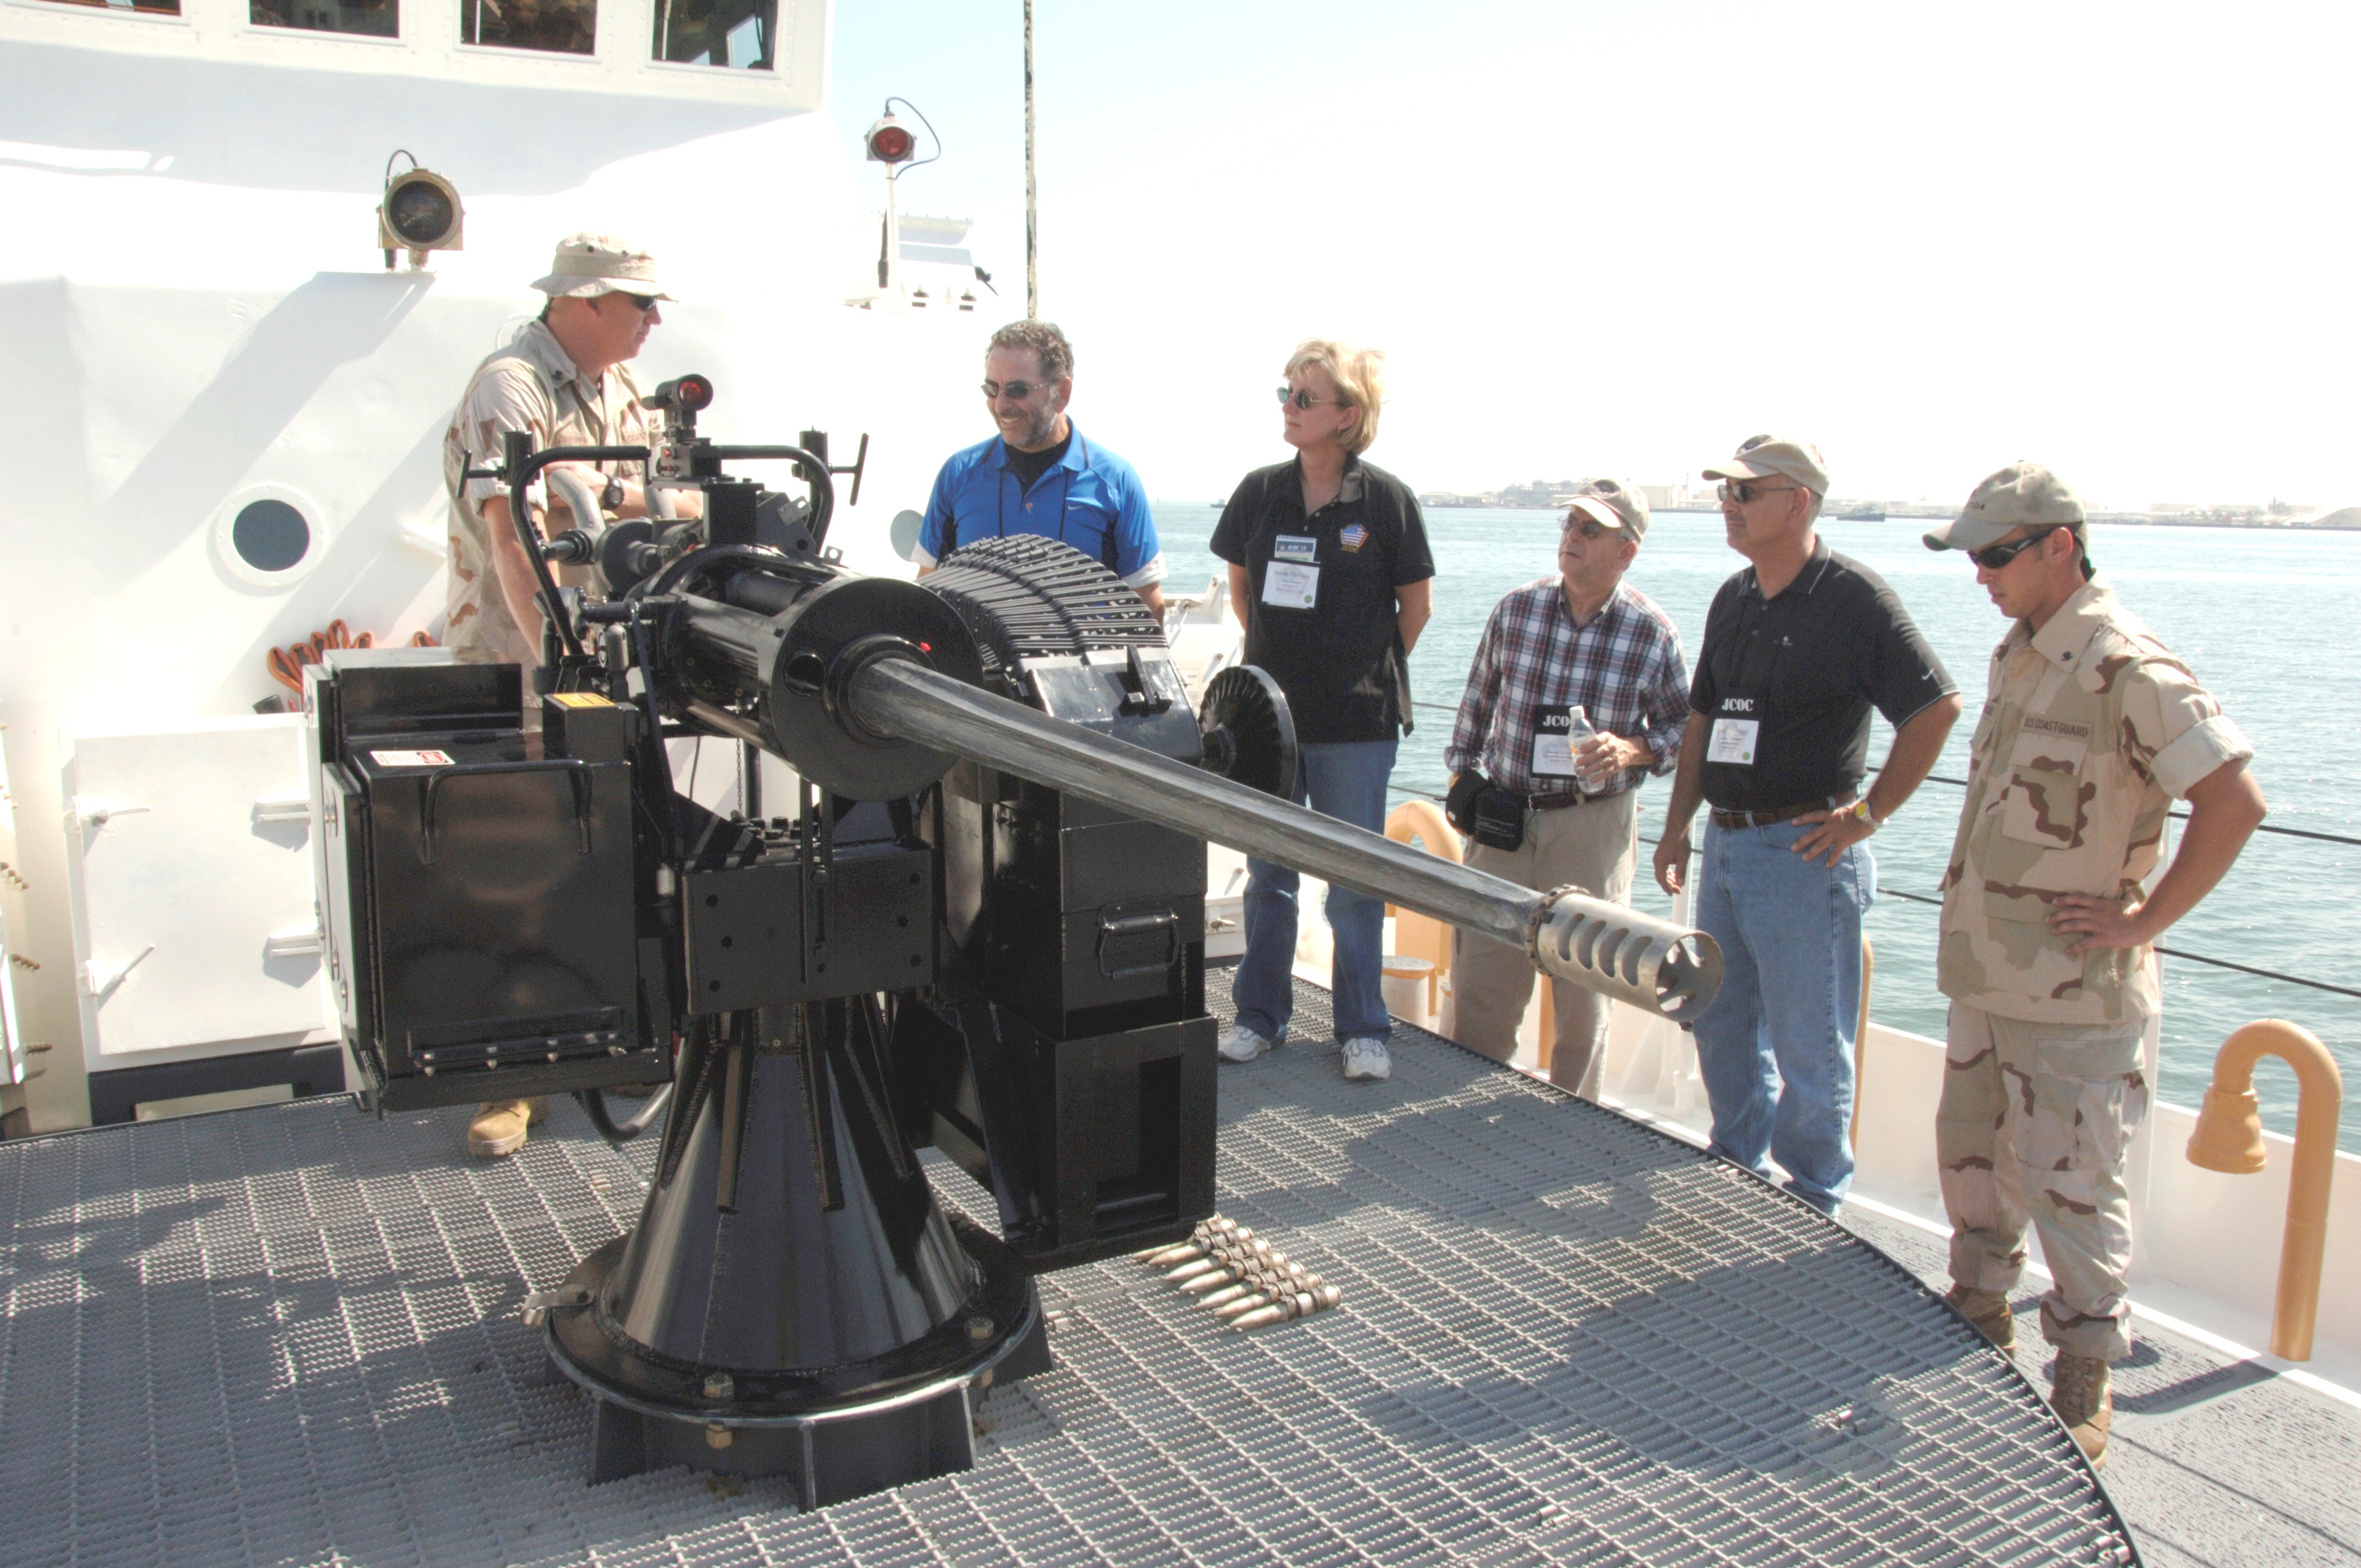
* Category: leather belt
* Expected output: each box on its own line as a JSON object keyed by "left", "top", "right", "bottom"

{"left": 1527, "top": 792, "right": 1592, "bottom": 813}
{"left": 1709, "top": 796, "right": 1849, "bottom": 830}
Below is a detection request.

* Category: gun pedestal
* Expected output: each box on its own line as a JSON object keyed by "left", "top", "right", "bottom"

{"left": 541, "top": 1001, "right": 1044, "bottom": 1505}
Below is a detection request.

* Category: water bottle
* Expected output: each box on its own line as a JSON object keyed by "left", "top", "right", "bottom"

{"left": 1566, "top": 705, "right": 1607, "bottom": 796}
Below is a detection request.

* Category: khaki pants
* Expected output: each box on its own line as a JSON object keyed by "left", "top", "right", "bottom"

{"left": 1449, "top": 790, "right": 1636, "bottom": 1099}
{"left": 1937, "top": 1000, "right": 2149, "bottom": 1362}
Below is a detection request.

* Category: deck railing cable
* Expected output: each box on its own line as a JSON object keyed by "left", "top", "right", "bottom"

{"left": 1404, "top": 700, "right": 2361, "bottom": 849}
{"left": 1382, "top": 754, "right": 2357, "bottom": 1000}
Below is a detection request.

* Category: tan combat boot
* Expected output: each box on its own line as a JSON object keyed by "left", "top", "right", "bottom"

{"left": 1944, "top": 1284, "right": 2016, "bottom": 1351}
{"left": 467, "top": 1097, "right": 548, "bottom": 1158}
{"left": 2050, "top": 1352, "right": 2113, "bottom": 1469}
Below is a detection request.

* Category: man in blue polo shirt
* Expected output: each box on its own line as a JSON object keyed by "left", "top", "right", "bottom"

{"left": 915, "top": 319, "right": 1166, "bottom": 616}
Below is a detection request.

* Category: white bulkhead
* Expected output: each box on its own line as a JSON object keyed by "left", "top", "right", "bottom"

{"left": 0, "top": 0, "right": 989, "bottom": 1128}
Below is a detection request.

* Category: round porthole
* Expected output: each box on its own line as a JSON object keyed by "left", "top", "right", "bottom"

{"left": 890, "top": 508, "right": 923, "bottom": 562}
{"left": 213, "top": 484, "right": 328, "bottom": 588}
{"left": 232, "top": 500, "right": 311, "bottom": 573}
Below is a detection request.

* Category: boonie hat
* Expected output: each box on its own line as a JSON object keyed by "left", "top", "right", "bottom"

{"left": 1565, "top": 477, "right": 1650, "bottom": 541}
{"left": 531, "top": 232, "right": 672, "bottom": 300}
{"left": 1924, "top": 462, "right": 2086, "bottom": 552}
{"left": 1701, "top": 433, "right": 1829, "bottom": 495}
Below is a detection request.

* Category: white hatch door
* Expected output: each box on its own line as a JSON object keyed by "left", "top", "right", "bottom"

{"left": 65, "top": 716, "right": 327, "bottom": 1063}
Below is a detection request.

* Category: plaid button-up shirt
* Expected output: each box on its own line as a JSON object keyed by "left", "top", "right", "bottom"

{"left": 1445, "top": 578, "right": 1690, "bottom": 800}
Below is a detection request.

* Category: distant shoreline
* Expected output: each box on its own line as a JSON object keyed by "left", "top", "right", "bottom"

{"left": 1161, "top": 501, "right": 2359, "bottom": 532}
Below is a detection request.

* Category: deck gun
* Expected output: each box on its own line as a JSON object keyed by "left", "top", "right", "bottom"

{"left": 307, "top": 376, "right": 1721, "bottom": 1510}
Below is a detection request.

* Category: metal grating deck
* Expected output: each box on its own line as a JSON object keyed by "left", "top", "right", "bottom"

{"left": 0, "top": 984, "right": 2137, "bottom": 1566}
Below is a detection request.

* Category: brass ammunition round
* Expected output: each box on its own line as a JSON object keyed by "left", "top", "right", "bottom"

{"left": 1232, "top": 1291, "right": 1319, "bottom": 1330}
{"left": 1179, "top": 1264, "right": 1246, "bottom": 1294}
{"left": 1196, "top": 1281, "right": 1257, "bottom": 1310}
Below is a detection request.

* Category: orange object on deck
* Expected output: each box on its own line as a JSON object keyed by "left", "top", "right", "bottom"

{"left": 1383, "top": 801, "right": 1460, "bottom": 1017}
{"left": 2186, "top": 1020, "right": 2343, "bottom": 1360}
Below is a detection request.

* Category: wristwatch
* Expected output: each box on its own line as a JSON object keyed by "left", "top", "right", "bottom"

{"left": 1847, "top": 798, "right": 1881, "bottom": 830}
{"left": 600, "top": 475, "right": 626, "bottom": 513}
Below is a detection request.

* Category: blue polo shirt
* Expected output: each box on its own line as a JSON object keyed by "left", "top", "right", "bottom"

{"left": 915, "top": 424, "right": 1166, "bottom": 587}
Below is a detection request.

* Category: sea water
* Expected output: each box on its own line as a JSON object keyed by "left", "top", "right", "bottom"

{"left": 1157, "top": 504, "right": 2361, "bottom": 1152}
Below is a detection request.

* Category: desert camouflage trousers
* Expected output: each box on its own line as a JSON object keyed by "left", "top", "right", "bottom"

{"left": 1937, "top": 1000, "right": 2150, "bottom": 1362}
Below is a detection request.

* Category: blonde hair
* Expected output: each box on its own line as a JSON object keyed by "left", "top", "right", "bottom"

{"left": 1284, "top": 339, "right": 1385, "bottom": 455}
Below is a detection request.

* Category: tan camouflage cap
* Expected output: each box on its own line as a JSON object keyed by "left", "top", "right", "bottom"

{"left": 1924, "top": 462, "right": 2086, "bottom": 552}
{"left": 1701, "top": 433, "right": 1829, "bottom": 494}
{"left": 530, "top": 232, "right": 672, "bottom": 300}
{"left": 1565, "top": 477, "right": 1650, "bottom": 541}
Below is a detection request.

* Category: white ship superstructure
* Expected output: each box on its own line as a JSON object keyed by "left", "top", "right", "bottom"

{"left": 0, "top": 0, "right": 989, "bottom": 1133}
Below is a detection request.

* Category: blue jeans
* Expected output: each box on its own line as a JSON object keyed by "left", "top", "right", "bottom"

{"left": 1690, "top": 819, "right": 1874, "bottom": 1215}
{"left": 1232, "top": 738, "right": 1399, "bottom": 1043}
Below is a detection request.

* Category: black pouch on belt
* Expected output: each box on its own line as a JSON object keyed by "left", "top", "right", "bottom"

{"left": 1471, "top": 786, "right": 1526, "bottom": 852}
{"left": 1445, "top": 769, "right": 1489, "bottom": 836}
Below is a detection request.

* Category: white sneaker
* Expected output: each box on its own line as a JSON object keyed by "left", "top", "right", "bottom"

{"left": 1340, "top": 1037, "right": 1392, "bottom": 1082}
{"left": 1217, "top": 1023, "right": 1278, "bottom": 1063}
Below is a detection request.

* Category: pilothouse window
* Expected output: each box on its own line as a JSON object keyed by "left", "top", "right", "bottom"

{"left": 251, "top": 0, "right": 396, "bottom": 36}
{"left": 463, "top": 0, "right": 594, "bottom": 54}
{"left": 33, "top": 0, "right": 182, "bottom": 15}
{"left": 652, "top": 0, "right": 774, "bottom": 69}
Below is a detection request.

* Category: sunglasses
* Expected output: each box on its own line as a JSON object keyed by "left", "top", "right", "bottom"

{"left": 981, "top": 379, "right": 1044, "bottom": 401}
{"left": 1276, "top": 386, "right": 1349, "bottom": 410}
{"left": 1966, "top": 527, "right": 2064, "bottom": 570}
{"left": 1717, "top": 480, "right": 1803, "bottom": 505}
{"left": 616, "top": 292, "right": 660, "bottom": 313}
{"left": 1562, "top": 517, "right": 1613, "bottom": 541}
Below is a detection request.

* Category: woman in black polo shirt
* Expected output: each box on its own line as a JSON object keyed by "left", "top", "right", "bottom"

{"left": 1209, "top": 340, "right": 1435, "bottom": 1082}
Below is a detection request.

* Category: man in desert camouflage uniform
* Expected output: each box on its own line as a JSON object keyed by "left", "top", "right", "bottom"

{"left": 440, "top": 232, "right": 678, "bottom": 1159}
{"left": 1925, "top": 463, "right": 2265, "bottom": 1470}
{"left": 443, "top": 232, "right": 674, "bottom": 673}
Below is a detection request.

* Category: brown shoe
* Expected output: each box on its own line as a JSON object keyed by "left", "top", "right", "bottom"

{"left": 467, "top": 1097, "right": 548, "bottom": 1158}
{"left": 1944, "top": 1284, "right": 2016, "bottom": 1351}
{"left": 2050, "top": 1352, "right": 2113, "bottom": 1469}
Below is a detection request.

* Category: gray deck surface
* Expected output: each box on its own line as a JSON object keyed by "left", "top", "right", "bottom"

{"left": 0, "top": 983, "right": 2182, "bottom": 1566}
{"left": 1837, "top": 1208, "right": 2361, "bottom": 1567}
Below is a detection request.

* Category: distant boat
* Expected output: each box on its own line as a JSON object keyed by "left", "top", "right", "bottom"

{"left": 1838, "top": 505, "right": 1888, "bottom": 520}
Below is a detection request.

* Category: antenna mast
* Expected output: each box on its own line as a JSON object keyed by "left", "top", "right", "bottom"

{"left": 1024, "top": 0, "right": 1038, "bottom": 318}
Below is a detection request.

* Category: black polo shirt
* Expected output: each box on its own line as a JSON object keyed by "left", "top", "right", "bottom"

{"left": 1209, "top": 455, "right": 1435, "bottom": 744}
{"left": 1688, "top": 537, "right": 1954, "bottom": 812}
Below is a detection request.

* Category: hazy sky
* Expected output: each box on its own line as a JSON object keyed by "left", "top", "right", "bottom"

{"left": 833, "top": 3, "right": 2358, "bottom": 511}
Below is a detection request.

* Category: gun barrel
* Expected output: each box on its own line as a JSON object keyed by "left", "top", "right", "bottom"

{"left": 848, "top": 657, "right": 1720, "bottom": 1021}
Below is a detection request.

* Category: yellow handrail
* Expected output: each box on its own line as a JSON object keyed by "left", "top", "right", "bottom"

{"left": 2185, "top": 1020, "right": 2343, "bottom": 1360}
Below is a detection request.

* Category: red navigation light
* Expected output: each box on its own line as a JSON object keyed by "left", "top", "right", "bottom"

{"left": 865, "top": 114, "right": 916, "bottom": 165}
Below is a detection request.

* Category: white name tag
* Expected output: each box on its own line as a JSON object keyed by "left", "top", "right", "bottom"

{"left": 1263, "top": 561, "right": 1320, "bottom": 609}
{"left": 1272, "top": 533, "right": 1319, "bottom": 563}
{"left": 1706, "top": 718, "right": 1759, "bottom": 766}
{"left": 370, "top": 749, "right": 454, "bottom": 769}
{"left": 1530, "top": 705, "right": 1587, "bottom": 776}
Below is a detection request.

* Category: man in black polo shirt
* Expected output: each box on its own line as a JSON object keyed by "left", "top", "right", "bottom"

{"left": 1652, "top": 434, "right": 1961, "bottom": 1214}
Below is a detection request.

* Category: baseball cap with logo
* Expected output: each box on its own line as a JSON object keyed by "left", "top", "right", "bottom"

{"left": 1923, "top": 462, "right": 2086, "bottom": 552}
{"left": 1565, "top": 477, "right": 1650, "bottom": 541}
{"left": 1700, "top": 433, "right": 1830, "bottom": 496}
{"left": 530, "top": 232, "right": 672, "bottom": 300}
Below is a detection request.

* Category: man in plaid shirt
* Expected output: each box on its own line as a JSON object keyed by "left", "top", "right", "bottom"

{"left": 1443, "top": 478, "right": 1690, "bottom": 1096}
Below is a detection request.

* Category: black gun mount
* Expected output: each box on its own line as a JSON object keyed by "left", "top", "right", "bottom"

{"left": 315, "top": 380, "right": 1721, "bottom": 1511}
